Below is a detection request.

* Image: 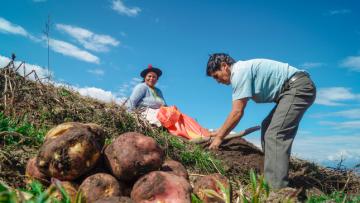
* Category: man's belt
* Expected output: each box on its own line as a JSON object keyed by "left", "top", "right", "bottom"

{"left": 279, "top": 71, "right": 310, "bottom": 96}
{"left": 288, "top": 71, "right": 309, "bottom": 83}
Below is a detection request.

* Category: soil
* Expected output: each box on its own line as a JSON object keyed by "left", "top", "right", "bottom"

{"left": 214, "top": 137, "right": 264, "bottom": 176}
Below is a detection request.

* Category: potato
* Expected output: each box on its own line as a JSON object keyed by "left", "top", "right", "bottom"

{"left": 36, "top": 122, "right": 106, "bottom": 180}
{"left": 161, "top": 159, "right": 189, "bottom": 180}
{"left": 79, "top": 173, "right": 122, "bottom": 203}
{"left": 25, "top": 157, "right": 49, "bottom": 185}
{"left": 104, "top": 132, "right": 164, "bottom": 181}
{"left": 94, "top": 196, "right": 134, "bottom": 203}
{"left": 131, "top": 171, "right": 192, "bottom": 203}
{"left": 49, "top": 181, "right": 78, "bottom": 202}
{"left": 193, "top": 173, "right": 231, "bottom": 203}
{"left": 73, "top": 155, "right": 110, "bottom": 185}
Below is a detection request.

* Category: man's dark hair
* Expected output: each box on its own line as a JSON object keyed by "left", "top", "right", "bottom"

{"left": 206, "top": 53, "right": 236, "bottom": 76}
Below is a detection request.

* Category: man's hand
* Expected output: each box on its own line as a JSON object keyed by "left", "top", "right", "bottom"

{"left": 208, "top": 136, "right": 223, "bottom": 150}
{"left": 209, "top": 130, "right": 218, "bottom": 137}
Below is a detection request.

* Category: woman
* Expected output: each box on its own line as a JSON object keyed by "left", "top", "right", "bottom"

{"left": 127, "top": 64, "right": 209, "bottom": 140}
{"left": 127, "top": 65, "right": 166, "bottom": 126}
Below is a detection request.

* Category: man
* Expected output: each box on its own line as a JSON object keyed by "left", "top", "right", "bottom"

{"left": 206, "top": 53, "right": 316, "bottom": 189}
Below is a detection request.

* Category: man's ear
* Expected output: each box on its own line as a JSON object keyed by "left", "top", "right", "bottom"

{"left": 220, "top": 62, "right": 228, "bottom": 70}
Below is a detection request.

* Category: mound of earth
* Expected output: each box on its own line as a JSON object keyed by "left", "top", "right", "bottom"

{"left": 214, "top": 137, "right": 264, "bottom": 175}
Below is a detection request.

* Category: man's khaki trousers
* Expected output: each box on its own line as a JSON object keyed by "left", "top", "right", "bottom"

{"left": 261, "top": 74, "right": 316, "bottom": 189}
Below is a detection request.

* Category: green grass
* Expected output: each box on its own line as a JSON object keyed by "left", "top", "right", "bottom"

{"left": 0, "top": 112, "right": 47, "bottom": 146}
{"left": 0, "top": 180, "right": 77, "bottom": 203}
{"left": 236, "top": 169, "right": 271, "bottom": 203}
{"left": 158, "top": 130, "right": 225, "bottom": 174}
{"left": 307, "top": 191, "right": 360, "bottom": 203}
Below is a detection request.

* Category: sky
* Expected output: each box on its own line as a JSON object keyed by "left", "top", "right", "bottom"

{"left": 1, "top": 0, "right": 360, "bottom": 169}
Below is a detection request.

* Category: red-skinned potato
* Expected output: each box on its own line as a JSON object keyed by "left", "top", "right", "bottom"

{"left": 161, "top": 159, "right": 189, "bottom": 180}
{"left": 36, "top": 122, "right": 106, "bottom": 180}
{"left": 193, "top": 173, "right": 231, "bottom": 203}
{"left": 25, "top": 157, "right": 49, "bottom": 185}
{"left": 104, "top": 132, "right": 164, "bottom": 181}
{"left": 79, "top": 173, "right": 122, "bottom": 203}
{"left": 131, "top": 171, "right": 192, "bottom": 203}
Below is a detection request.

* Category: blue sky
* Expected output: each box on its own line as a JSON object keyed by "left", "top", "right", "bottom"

{"left": 1, "top": 0, "right": 360, "bottom": 168}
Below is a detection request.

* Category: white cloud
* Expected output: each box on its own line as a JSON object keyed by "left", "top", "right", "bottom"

{"left": 72, "top": 86, "right": 126, "bottom": 105}
{"left": 117, "top": 77, "right": 142, "bottom": 97}
{"left": 325, "top": 9, "right": 351, "bottom": 16}
{"left": 341, "top": 56, "right": 360, "bottom": 72}
{"left": 111, "top": 0, "right": 141, "bottom": 17}
{"left": 315, "top": 87, "right": 359, "bottom": 106}
{"left": 56, "top": 24, "right": 119, "bottom": 52}
{"left": 299, "top": 62, "right": 324, "bottom": 69}
{"left": 0, "top": 18, "right": 98, "bottom": 64}
{"left": 0, "top": 17, "right": 29, "bottom": 37}
{"left": 319, "top": 120, "right": 360, "bottom": 130}
{"left": 0, "top": 55, "right": 51, "bottom": 81}
{"left": 246, "top": 133, "right": 360, "bottom": 167}
{"left": 87, "top": 69, "right": 105, "bottom": 76}
{"left": 48, "top": 38, "right": 100, "bottom": 64}
{"left": 311, "top": 108, "right": 360, "bottom": 119}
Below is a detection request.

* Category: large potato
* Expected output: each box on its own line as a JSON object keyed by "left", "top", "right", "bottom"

{"left": 131, "top": 171, "right": 192, "bottom": 203}
{"left": 36, "top": 122, "right": 106, "bottom": 180}
{"left": 161, "top": 159, "right": 189, "bottom": 180}
{"left": 193, "top": 173, "right": 231, "bottom": 203}
{"left": 104, "top": 132, "right": 164, "bottom": 181}
{"left": 79, "top": 173, "right": 122, "bottom": 203}
{"left": 25, "top": 157, "right": 49, "bottom": 185}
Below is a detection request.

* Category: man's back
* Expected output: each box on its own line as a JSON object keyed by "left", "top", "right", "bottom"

{"left": 231, "top": 59, "right": 301, "bottom": 103}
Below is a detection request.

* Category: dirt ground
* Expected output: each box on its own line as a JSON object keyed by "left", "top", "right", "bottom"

{"left": 213, "top": 137, "right": 264, "bottom": 175}
{"left": 202, "top": 136, "right": 360, "bottom": 196}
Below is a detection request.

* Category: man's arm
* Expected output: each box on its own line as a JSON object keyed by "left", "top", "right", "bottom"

{"left": 209, "top": 98, "right": 248, "bottom": 150}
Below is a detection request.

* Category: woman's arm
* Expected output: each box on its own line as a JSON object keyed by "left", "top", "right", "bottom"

{"left": 127, "top": 84, "right": 147, "bottom": 110}
{"left": 157, "top": 88, "right": 167, "bottom": 106}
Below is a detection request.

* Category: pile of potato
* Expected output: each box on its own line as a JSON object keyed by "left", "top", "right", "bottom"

{"left": 26, "top": 122, "right": 230, "bottom": 203}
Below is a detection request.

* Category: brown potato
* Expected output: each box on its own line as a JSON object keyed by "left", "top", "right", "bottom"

{"left": 131, "top": 171, "right": 192, "bottom": 203}
{"left": 79, "top": 173, "right": 123, "bottom": 203}
{"left": 25, "top": 157, "right": 49, "bottom": 185}
{"left": 94, "top": 196, "right": 134, "bottom": 203}
{"left": 104, "top": 132, "right": 164, "bottom": 181}
{"left": 161, "top": 159, "right": 189, "bottom": 180}
{"left": 193, "top": 173, "right": 231, "bottom": 203}
{"left": 36, "top": 122, "right": 106, "bottom": 180}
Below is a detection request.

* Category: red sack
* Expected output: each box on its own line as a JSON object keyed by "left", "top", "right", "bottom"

{"left": 157, "top": 106, "right": 210, "bottom": 140}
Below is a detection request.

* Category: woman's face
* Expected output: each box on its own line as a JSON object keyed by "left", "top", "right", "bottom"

{"left": 144, "top": 71, "right": 158, "bottom": 88}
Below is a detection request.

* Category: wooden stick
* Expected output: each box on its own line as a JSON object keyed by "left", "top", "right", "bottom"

{"left": 190, "top": 126, "right": 261, "bottom": 144}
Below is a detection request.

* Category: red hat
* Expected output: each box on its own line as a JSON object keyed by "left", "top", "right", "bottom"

{"left": 140, "top": 64, "right": 162, "bottom": 78}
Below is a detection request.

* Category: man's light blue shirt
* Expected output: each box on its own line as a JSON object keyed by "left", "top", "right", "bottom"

{"left": 231, "top": 59, "right": 302, "bottom": 103}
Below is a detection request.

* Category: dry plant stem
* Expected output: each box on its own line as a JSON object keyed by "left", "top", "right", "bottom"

{"left": 190, "top": 126, "right": 261, "bottom": 144}
{"left": 189, "top": 173, "right": 206, "bottom": 177}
